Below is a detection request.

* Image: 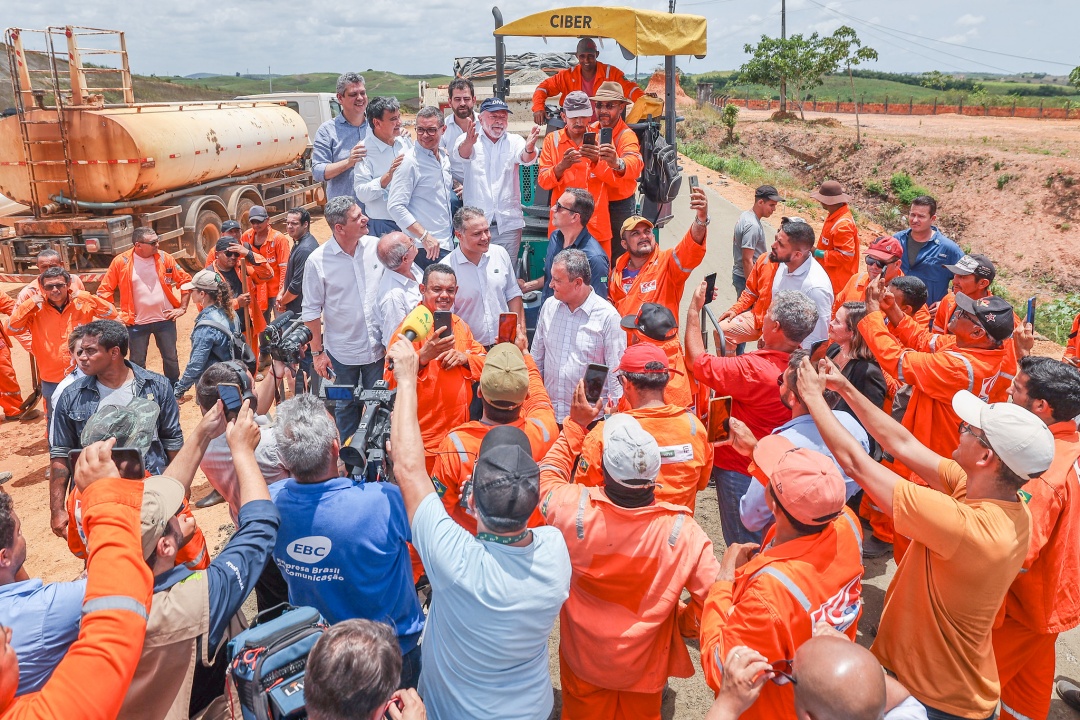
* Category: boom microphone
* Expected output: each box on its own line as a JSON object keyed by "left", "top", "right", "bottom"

{"left": 399, "top": 305, "right": 434, "bottom": 343}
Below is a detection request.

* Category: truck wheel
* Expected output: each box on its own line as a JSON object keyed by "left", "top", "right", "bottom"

{"left": 190, "top": 209, "right": 223, "bottom": 270}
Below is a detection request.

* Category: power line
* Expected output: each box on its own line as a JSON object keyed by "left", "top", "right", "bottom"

{"left": 805, "top": 0, "right": 1074, "bottom": 69}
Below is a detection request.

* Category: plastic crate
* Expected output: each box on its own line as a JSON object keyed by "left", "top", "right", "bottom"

{"left": 520, "top": 164, "right": 541, "bottom": 206}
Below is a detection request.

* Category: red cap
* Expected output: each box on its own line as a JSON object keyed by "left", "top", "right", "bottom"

{"left": 752, "top": 435, "right": 846, "bottom": 526}
{"left": 617, "top": 344, "right": 682, "bottom": 375}
{"left": 866, "top": 236, "right": 904, "bottom": 262}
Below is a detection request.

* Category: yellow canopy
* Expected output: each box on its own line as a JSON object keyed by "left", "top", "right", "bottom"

{"left": 495, "top": 6, "right": 707, "bottom": 57}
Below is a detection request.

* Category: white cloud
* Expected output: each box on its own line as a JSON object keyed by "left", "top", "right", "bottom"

{"left": 747, "top": 14, "right": 763, "bottom": 22}
{"left": 956, "top": 14, "right": 986, "bottom": 26}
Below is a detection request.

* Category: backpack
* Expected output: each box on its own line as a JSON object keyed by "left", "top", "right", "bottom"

{"left": 226, "top": 604, "right": 328, "bottom": 720}
{"left": 196, "top": 315, "right": 257, "bottom": 373}
{"left": 638, "top": 121, "right": 682, "bottom": 205}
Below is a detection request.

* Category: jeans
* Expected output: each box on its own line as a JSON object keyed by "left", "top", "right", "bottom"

{"left": 713, "top": 467, "right": 762, "bottom": 546}
{"left": 42, "top": 380, "right": 59, "bottom": 445}
{"left": 367, "top": 218, "right": 400, "bottom": 238}
{"left": 414, "top": 247, "right": 451, "bottom": 272}
{"left": 922, "top": 705, "right": 995, "bottom": 720}
{"left": 400, "top": 645, "right": 422, "bottom": 690}
{"left": 294, "top": 350, "right": 320, "bottom": 395}
{"left": 129, "top": 319, "right": 180, "bottom": 384}
{"left": 608, "top": 195, "right": 637, "bottom": 268}
{"left": 489, "top": 222, "right": 522, "bottom": 277}
{"left": 731, "top": 273, "right": 748, "bottom": 355}
{"left": 328, "top": 352, "right": 385, "bottom": 441}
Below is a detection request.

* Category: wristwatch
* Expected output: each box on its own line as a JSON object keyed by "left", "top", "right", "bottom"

{"left": 694, "top": 216, "right": 711, "bottom": 227}
{"left": 311, "top": 350, "right": 325, "bottom": 357}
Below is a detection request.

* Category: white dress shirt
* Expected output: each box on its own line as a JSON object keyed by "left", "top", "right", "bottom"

{"left": 448, "top": 245, "right": 522, "bottom": 346}
{"left": 354, "top": 133, "right": 411, "bottom": 221}
{"left": 442, "top": 112, "right": 478, "bottom": 183}
{"left": 375, "top": 264, "right": 424, "bottom": 345}
{"left": 531, "top": 290, "right": 625, "bottom": 421}
{"left": 456, "top": 131, "right": 534, "bottom": 233}
{"left": 387, "top": 144, "right": 454, "bottom": 251}
{"left": 301, "top": 234, "right": 385, "bottom": 365}
{"left": 771, "top": 255, "right": 834, "bottom": 348}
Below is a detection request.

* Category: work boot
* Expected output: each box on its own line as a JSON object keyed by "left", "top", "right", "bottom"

{"left": 1058, "top": 679, "right": 1080, "bottom": 712}
{"left": 195, "top": 489, "right": 225, "bottom": 509}
{"left": 862, "top": 534, "right": 893, "bottom": 559}
{"left": 0, "top": 472, "right": 11, "bottom": 485}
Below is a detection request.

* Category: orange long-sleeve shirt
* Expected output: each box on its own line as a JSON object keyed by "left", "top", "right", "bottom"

{"left": 699, "top": 508, "right": 864, "bottom": 720}
{"left": 7, "top": 292, "right": 117, "bottom": 383}
{"left": 531, "top": 62, "right": 645, "bottom": 115}
{"left": 240, "top": 228, "right": 291, "bottom": 299}
{"left": 430, "top": 354, "right": 558, "bottom": 534}
{"left": 589, "top": 117, "right": 643, "bottom": 201}
{"left": 2, "top": 477, "right": 152, "bottom": 720}
{"left": 573, "top": 405, "right": 710, "bottom": 513}
{"left": 1066, "top": 313, "right": 1079, "bottom": 361}
{"left": 725, "top": 252, "right": 779, "bottom": 333}
{"left": 537, "top": 128, "right": 622, "bottom": 254}
{"left": 204, "top": 248, "right": 275, "bottom": 347}
{"left": 609, "top": 227, "right": 707, "bottom": 321}
{"left": 97, "top": 250, "right": 192, "bottom": 327}
{"left": 816, "top": 205, "right": 860, "bottom": 295}
{"left": 384, "top": 313, "right": 486, "bottom": 468}
{"left": 833, "top": 270, "right": 932, "bottom": 328}
{"left": 538, "top": 419, "right": 720, "bottom": 694}
{"left": 859, "top": 311, "right": 1007, "bottom": 476}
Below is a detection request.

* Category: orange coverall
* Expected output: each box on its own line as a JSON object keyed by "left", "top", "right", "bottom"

{"left": 383, "top": 313, "right": 486, "bottom": 474}
{"left": 815, "top": 204, "right": 860, "bottom": 295}
{"left": 7, "top": 292, "right": 117, "bottom": 383}
{"left": 204, "top": 247, "right": 275, "bottom": 355}
{"left": 622, "top": 334, "right": 696, "bottom": 410}
{"left": 539, "top": 419, "right": 720, "bottom": 720}
{"left": 531, "top": 62, "right": 645, "bottom": 118}
{"left": 573, "top": 405, "right": 711, "bottom": 514}
{"left": 96, "top": 249, "right": 192, "bottom": 326}
{"left": 993, "top": 420, "right": 1080, "bottom": 720}
{"left": 13, "top": 277, "right": 85, "bottom": 353}
{"left": 718, "top": 252, "right": 779, "bottom": 348}
{"left": 609, "top": 227, "right": 707, "bottom": 321}
{"left": 833, "top": 269, "right": 932, "bottom": 329}
{"left": 1066, "top": 312, "right": 1079, "bottom": 361}
{"left": 430, "top": 354, "right": 558, "bottom": 534}
{"left": 589, "top": 117, "right": 643, "bottom": 204}
{"left": 700, "top": 508, "right": 864, "bottom": 720}
{"left": 1, "top": 477, "right": 152, "bottom": 720}
{"left": 0, "top": 295, "right": 23, "bottom": 415}
{"left": 537, "top": 128, "right": 622, "bottom": 255}
{"left": 240, "top": 227, "right": 291, "bottom": 299}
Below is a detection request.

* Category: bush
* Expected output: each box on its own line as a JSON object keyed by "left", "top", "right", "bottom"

{"left": 864, "top": 180, "right": 886, "bottom": 197}
{"left": 721, "top": 103, "right": 740, "bottom": 144}
{"left": 889, "top": 171, "right": 931, "bottom": 206}
{"left": 1037, "top": 295, "right": 1080, "bottom": 346}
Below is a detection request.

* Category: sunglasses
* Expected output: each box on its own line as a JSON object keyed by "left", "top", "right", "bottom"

{"left": 713, "top": 647, "right": 798, "bottom": 686}
{"left": 249, "top": 218, "right": 267, "bottom": 225}
{"left": 552, "top": 201, "right": 574, "bottom": 214}
{"left": 42, "top": 283, "right": 68, "bottom": 291}
{"left": 864, "top": 257, "right": 895, "bottom": 268}
{"left": 959, "top": 421, "right": 991, "bottom": 448}
{"left": 136, "top": 239, "right": 160, "bottom": 246}
{"left": 221, "top": 251, "right": 240, "bottom": 259}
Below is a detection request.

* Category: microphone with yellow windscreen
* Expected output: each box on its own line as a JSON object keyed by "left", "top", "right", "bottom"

{"left": 387, "top": 305, "right": 434, "bottom": 370}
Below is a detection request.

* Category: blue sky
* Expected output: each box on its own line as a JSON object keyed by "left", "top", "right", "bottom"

{"left": 7, "top": 0, "right": 1077, "bottom": 79}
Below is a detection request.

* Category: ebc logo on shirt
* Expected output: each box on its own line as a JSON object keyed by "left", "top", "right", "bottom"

{"left": 640, "top": 280, "right": 657, "bottom": 294}
{"left": 287, "top": 536, "right": 332, "bottom": 564}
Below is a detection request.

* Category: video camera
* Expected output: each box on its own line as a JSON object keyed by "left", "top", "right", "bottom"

{"left": 320, "top": 380, "right": 396, "bottom": 482}
{"left": 260, "top": 311, "right": 313, "bottom": 365}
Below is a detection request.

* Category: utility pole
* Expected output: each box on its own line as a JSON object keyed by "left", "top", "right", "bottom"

{"left": 268, "top": 66, "right": 272, "bottom": 93}
{"left": 779, "top": 0, "right": 787, "bottom": 113}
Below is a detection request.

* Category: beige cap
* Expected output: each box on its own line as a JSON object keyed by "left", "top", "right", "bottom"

{"left": 479, "top": 343, "right": 529, "bottom": 408}
{"left": 140, "top": 476, "right": 186, "bottom": 560}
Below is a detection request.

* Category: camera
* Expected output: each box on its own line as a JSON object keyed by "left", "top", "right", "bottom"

{"left": 261, "top": 311, "right": 313, "bottom": 365}
{"left": 320, "top": 380, "right": 396, "bottom": 482}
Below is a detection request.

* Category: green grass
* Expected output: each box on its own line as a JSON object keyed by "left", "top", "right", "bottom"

{"left": 991, "top": 281, "right": 1080, "bottom": 346}
{"left": 679, "top": 141, "right": 798, "bottom": 190}
{"left": 164, "top": 71, "right": 453, "bottom": 103}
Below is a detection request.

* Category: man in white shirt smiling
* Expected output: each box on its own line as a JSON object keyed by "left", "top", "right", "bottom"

{"left": 455, "top": 97, "right": 540, "bottom": 269}
{"left": 769, "top": 217, "right": 834, "bottom": 348}
{"left": 354, "top": 96, "right": 411, "bottom": 238}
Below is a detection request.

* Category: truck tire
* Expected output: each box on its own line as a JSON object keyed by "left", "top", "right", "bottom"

{"left": 188, "top": 208, "right": 223, "bottom": 271}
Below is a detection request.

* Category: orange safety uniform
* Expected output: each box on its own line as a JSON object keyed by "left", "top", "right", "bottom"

{"left": 538, "top": 420, "right": 720, "bottom": 719}
{"left": 8, "top": 292, "right": 117, "bottom": 383}
{"left": 573, "top": 405, "right": 711, "bottom": 513}
{"left": 1, "top": 477, "right": 152, "bottom": 720}
{"left": 609, "top": 227, "right": 707, "bottom": 321}
{"left": 0, "top": 294, "right": 23, "bottom": 415}
{"left": 531, "top": 62, "right": 645, "bottom": 117}
{"left": 624, "top": 334, "right": 696, "bottom": 410}
{"left": 832, "top": 270, "right": 932, "bottom": 330}
{"left": 1066, "top": 312, "right": 1079, "bottom": 361}
{"left": 66, "top": 488, "right": 210, "bottom": 570}
{"left": 383, "top": 313, "right": 486, "bottom": 474}
{"left": 993, "top": 420, "right": 1080, "bottom": 720}
{"left": 815, "top": 205, "right": 860, "bottom": 295}
{"left": 96, "top": 249, "right": 193, "bottom": 326}
{"left": 700, "top": 508, "right": 864, "bottom": 720}
{"left": 13, "top": 276, "right": 86, "bottom": 353}
{"left": 720, "top": 252, "right": 779, "bottom": 343}
{"left": 430, "top": 354, "right": 558, "bottom": 534}
{"left": 240, "top": 227, "right": 291, "bottom": 299}
{"left": 589, "top": 117, "right": 643, "bottom": 203}
{"left": 537, "top": 128, "right": 622, "bottom": 255}
{"left": 204, "top": 247, "right": 275, "bottom": 354}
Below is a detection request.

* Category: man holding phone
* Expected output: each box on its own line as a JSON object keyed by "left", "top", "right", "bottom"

{"left": 590, "top": 82, "right": 644, "bottom": 263}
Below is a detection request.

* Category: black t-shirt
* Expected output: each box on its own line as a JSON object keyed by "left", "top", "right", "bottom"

{"left": 283, "top": 232, "right": 319, "bottom": 315}
{"left": 217, "top": 267, "right": 247, "bottom": 329}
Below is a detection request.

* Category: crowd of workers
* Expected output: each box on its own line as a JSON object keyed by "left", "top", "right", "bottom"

{"left": 0, "top": 45, "right": 1079, "bottom": 720}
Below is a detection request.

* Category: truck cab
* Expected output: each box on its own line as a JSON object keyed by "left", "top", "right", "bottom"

{"left": 235, "top": 92, "right": 340, "bottom": 143}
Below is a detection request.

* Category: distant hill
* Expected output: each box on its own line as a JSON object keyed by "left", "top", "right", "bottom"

{"left": 169, "top": 71, "right": 454, "bottom": 105}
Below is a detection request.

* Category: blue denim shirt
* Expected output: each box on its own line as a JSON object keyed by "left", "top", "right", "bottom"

{"left": 541, "top": 228, "right": 610, "bottom": 304}
{"left": 174, "top": 305, "right": 239, "bottom": 395}
{"left": 894, "top": 226, "right": 964, "bottom": 306}
{"left": 50, "top": 361, "right": 184, "bottom": 474}
{"left": 312, "top": 113, "right": 369, "bottom": 202}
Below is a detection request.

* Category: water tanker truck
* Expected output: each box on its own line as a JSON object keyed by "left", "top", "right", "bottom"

{"left": 0, "top": 25, "right": 324, "bottom": 279}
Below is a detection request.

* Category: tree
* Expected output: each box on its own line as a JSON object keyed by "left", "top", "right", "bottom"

{"left": 721, "top": 103, "right": 739, "bottom": 144}
{"left": 824, "top": 26, "right": 878, "bottom": 144}
{"left": 1070, "top": 66, "right": 1080, "bottom": 92}
{"left": 920, "top": 70, "right": 950, "bottom": 92}
{"left": 739, "top": 26, "right": 876, "bottom": 121}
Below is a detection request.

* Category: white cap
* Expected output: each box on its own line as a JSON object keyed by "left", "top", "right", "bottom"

{"left": 952, "top": 390, "right": 1055, "bottom": 479}
{"left": 602, "top": 414, "right": 661, "bottom": 485}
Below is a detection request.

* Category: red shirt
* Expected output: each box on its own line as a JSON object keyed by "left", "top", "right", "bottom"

{"left": 692, "top": 349, "right": 791, "bottom": 472}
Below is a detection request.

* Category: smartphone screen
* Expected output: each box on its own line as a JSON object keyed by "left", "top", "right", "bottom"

{"left": 583, "top": 131, "right": 597, "bottom": 146}
{"left": 583, "top": 363, "right": 608, "bottom": 405}
{"left": 1026, "top": 296, "right": 1036, "bottom": 325}
{"left": 323, "top": 385, "right": 354, "bottom": 402}
{"left": 689, "top": 175, "right": 700, "bottom": 190}
{"left": 433, "top": 311, "right": 454, "bottom": 341}
{"left": 707, "top": 396, "right": 733, "bottom": 443}
{"left": 703, "top": 272, "right": 717, "bottom": 306}
{"left": 217, "top": 383, "right": 243, "bottom": 420}
{"left": 68, "top": 447, "right": 145, "bottom": 480}
{"left": 599, "top": 127, "right": 613, "bottom": 145}
{"left": 497, "top": 313, "right": 517, "bottom": 344}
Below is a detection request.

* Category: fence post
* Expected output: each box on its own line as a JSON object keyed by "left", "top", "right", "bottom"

{"left": 1012, "top": 99, "right": 1016, "bottom": 117}
{"left": 1067, "top": 101, "right": 1072, "bottom": 120}
{"left": 836, "top": 96, "right": 840, "bottom": 112}
{"left": 813, "top": 97, "right": 817, "bottom": 111}
{"left": 909, "top": 96, "right": 913, "bottom": 114}
{"left": 933, "top": 96, "right": 937, "bottom": 115}
{"left": 959, "top": 98, "right": 963, "bottom": 115}
{"left": 745, "top": 89, "right": 749, "bottom": 108}
{"left": 884, "top": 95, "right": 888, "bottom": 113}
{"left": 1039, "top": 100, "right": 1044, "bottom": 118}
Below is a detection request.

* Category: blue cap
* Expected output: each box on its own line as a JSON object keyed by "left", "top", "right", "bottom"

{"left": 479, "top": 97, "right": 512, "bottom": 114}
